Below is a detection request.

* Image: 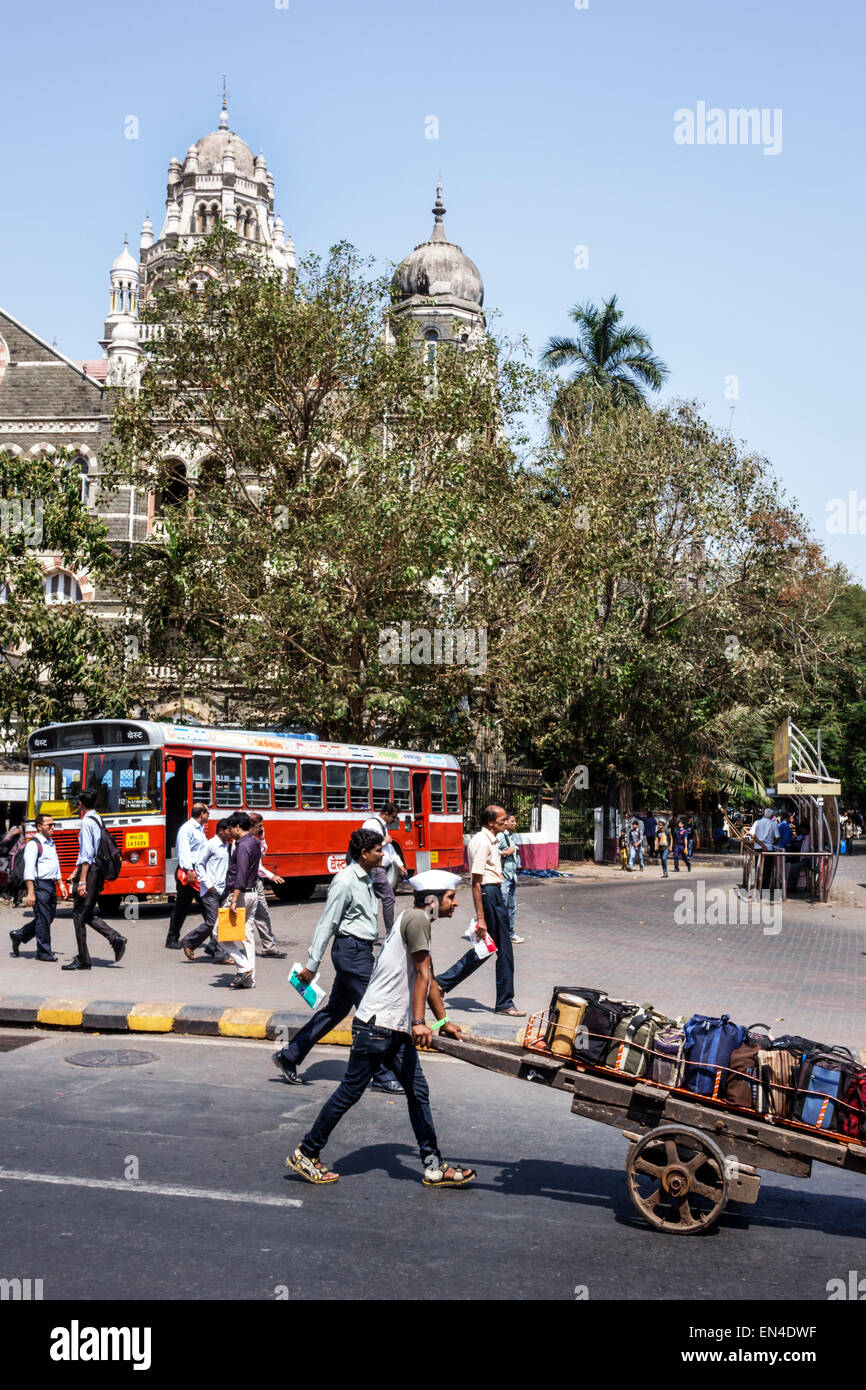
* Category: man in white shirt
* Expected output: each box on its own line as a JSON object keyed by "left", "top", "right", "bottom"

{"left": 62, "top": 789, "right": 127, "bottom": 971}
{"left": 165, "top": 803, "right": 209, "bottom": 950}
{"left": 286, "top": 869, "right": 475, "bottom": 1189}
{"left": 436, "top": 805, "right": 523, "bottom": 1016}
{"left": 181, "top": 818, "right": 233, "bottom": 959}
{"left": 748, "top": 807, "right": 780, "bottom": 895}
{"left": 9, "top": 812, "right": 62, "bottom": 962}
{"left": 361, "top": 801, "right": 405, "bottom": 930}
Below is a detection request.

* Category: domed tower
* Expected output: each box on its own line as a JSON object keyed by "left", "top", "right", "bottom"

{"left": 391, "top": 183, "right": 485, "bottom": 350}
{"left": 102, "top": 235, "right": 140, "bottom": 342}
{"left": 138, "top": 95, "right": 295, "bottom": 309}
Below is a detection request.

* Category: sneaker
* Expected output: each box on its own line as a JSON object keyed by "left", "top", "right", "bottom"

{"left": 272, "top": 1052, "right": 304, "bottom": 1085}
{"left": 510, "top": 934, "right": 525, "bottom": 944}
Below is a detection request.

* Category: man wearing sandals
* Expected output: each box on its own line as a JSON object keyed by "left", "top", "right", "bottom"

{"left": 287, "top": 870, "right": 477, "bottom": 1189}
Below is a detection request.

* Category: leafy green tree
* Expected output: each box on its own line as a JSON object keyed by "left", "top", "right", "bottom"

{"left": 0, "top": 449, "right": 130, "bottom": 747}
{"left": 103, "top": 230, "right": 542, "bottom": 748}
{"left": 541, "top": 294, "right": 669, "bottom": 433}
{"left": 488, "top": 401, "right": 852, "bottom": 807}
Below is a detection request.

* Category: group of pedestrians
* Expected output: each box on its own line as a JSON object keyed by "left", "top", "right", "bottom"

{"left": 169, "top": 806, "right": 287, "bottom": 989}
{"left": 9, "top": 790, "right": 126, "bottom": 970}
{"left": 617, "top": 815, "right": 694, "bottom": 878}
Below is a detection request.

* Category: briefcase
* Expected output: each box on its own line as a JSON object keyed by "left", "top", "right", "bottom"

{"left": 217, "top": 906, "right": 245, "bottom": 941}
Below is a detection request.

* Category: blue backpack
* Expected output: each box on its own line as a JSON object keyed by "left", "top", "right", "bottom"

{"left": 683, "top": 1013, "right": 748, "bottom": 1098}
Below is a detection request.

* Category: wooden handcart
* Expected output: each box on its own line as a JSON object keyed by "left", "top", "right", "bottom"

{"left": 432, "top": 1027, "right": 866, "bottom": 1235}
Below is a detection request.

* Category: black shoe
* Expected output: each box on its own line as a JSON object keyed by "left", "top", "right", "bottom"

{"left": 35, "top": 952, "right": 58, "bottom": 962}
{"left": 370, "top": 1078, "right": 405, "bottom": 1095}
{"left": 113, "top": 936, "right": 127, "bottom": 963}
{"left": 261, "top": 948, "right": 287, "bottom": 959}
{"left": 61, "top": 959, "right": 91, "bottom": 971}
{"left": 9, "top": 931, "right": 21, "bottom": 957}
{"left": 203, "top": 943, "right": 216, "bottom": 956}
{"left": 272, "top": 1052, "right": 304, "bottom": 1085}
{"left": 165, "top": 938, "right": 182, "bottom": 950}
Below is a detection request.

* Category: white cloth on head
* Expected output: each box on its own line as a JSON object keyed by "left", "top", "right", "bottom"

{"left": 409, "top": 869, "right": 461, "bottom": 893}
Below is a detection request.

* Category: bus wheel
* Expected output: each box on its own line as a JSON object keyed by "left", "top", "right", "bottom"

{"left": 274, "top": 877, "right": 319, "bottom": 902}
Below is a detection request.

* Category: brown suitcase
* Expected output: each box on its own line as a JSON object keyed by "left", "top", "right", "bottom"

{"left": 758, "top": 1047, "right": 797, "bottom": 1117}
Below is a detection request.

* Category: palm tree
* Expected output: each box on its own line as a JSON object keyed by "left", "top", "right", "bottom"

{"left": 541, "top": 294, "right": 669, "bottom": 433}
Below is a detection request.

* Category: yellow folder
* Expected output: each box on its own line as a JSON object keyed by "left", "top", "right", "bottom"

{"left": 217, "top": 906, "right": 245, "bottom": 942}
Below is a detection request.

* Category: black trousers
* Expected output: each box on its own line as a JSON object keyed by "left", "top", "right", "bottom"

{"left": 72, "top": 867, "right": 122, "bottom": 966}
{"left": 15, "top": 881, "right": 57, "bottom": 955}
{"left": 435, "top": 882, "right": 516, "bottom": 1012}
{"left": 167, "top": 879, "right": 204, "bottom": 942}
{"left": 183, "top": 887, "right": 222, "bottom": 949}
{"left": 280, "top": 935, "right": 398, "bottom": 1083}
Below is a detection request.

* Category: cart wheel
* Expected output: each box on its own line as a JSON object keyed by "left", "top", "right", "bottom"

{"left": 625, "top": 1125, "right": 729, "bottom": 1235}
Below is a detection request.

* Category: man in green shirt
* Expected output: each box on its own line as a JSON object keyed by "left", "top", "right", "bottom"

{"left": 286, "top": 869, "right": 476, "bottom": 1189}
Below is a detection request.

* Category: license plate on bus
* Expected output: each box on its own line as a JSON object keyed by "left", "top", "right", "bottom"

{"left": 125, "top": 832, "right": 149, "bottom": 849}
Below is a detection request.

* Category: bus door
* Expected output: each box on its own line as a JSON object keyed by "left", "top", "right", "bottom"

{"left": 409, "top": 771, "right": 432, "bottom": 872}
{"left": 164, "top": 754, "right": 192, "bottom": 879}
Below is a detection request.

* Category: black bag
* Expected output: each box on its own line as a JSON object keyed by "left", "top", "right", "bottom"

{"left": 92, "top": 819, "right": 122, "bottom": 882}
{"left": 771, "top": 1034, "right": 827, "bottom": 1066}
{"left": 547, "top": 985, "right": 608, "bottom": 1015}
{"left": 574, "top": 999, "right": 638, "bottom": 1064}
{"left": 7, "top": 839, "right": 39, "bottom": 896}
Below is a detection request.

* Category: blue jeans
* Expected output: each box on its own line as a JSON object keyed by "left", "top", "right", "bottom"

{"left": 628, "top": 845, "right": 644, "bottom": 869}
{"left": 280, "top": 935, "right": 398, "bottom": 1085}
{"left": 659, "top": 848, "right": 669, "bottom": 877}
{"left": 435, "top": 883, "right": 515, "bottom": 1011}
{"left": 300, "top": 1019, "right": 439, "bottom": 1162}
{"left": 501, "top": 878, "right": 517, "bottom": 935}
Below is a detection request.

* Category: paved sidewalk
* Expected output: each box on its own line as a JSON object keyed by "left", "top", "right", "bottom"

{"left": 1, "top": 856, "right": 864, "bottom": 1052}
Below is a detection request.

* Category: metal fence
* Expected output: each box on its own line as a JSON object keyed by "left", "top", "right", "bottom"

{"left": 461, "top": 765, "right": 544, "bottom": 835}
{"left": 557, "top": 788, "right": 589, "bottom": 862}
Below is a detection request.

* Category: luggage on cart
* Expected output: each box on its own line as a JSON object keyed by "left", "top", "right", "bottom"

{"left": 574, "top": 998, "right": 638, "bottom": 1064}
{"left": 545, "top": 986, "right": 608, "bottom": 1055}
{"left": 758, "top": 1047, "right": 797, "bottom": 1117}
{"left": 649, "top": 1025, "right": 687, "bottom": 1087}
{"left": 726, "top": 1025, "right": 774, "bottom": 1109}
{"left": 841, "top": 1071, "right": 866, "bottom": 1140}
{"left": 606, "top": 1007, "right": 673, "bottom": 1078}
{"left": 683, "top": 1014, "right": 748, "bottom": 1099}
{"left": 794, "top": 1049, "right": 860, "bottom": 1131}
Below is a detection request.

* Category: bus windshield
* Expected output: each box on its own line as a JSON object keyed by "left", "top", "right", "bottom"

{"left": 86, "top": 751, "right": 162, "bottom": 814}
{"left": 29, "top": 755, "right": 85, "bottom": 819}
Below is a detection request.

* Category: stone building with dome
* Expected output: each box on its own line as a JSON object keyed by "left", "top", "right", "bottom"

{"left": 0, "top": 100, "right": 487, "bottom": 721}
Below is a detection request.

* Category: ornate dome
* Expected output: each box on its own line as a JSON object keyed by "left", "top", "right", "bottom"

{"left": 193, "top": 128, "right": 256, "bottom": 179}
{"left": 111, "top": 235, "right": 138, "bottom": 275}
{"left": 392, "top": 184, "right": 484, "bottom": 308}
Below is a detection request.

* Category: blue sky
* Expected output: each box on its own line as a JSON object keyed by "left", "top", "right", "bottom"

{"left": 1, "top": 0, "right": 863, "bottom": 579}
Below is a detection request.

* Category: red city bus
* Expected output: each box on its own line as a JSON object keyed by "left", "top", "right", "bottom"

{"left": 27, "top": 720, "right": 464, "bottom": 899}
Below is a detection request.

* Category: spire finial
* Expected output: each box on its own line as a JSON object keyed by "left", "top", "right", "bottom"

{"left": 123, "top": 232, "right": 129, "bottom": 249}
{"left": 431, "top": 180, "right": 447, "bottom": 241}
{"left": 220, "top": 75, "right": 228, "bottom": 129}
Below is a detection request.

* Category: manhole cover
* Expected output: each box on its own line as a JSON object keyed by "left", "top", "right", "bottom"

{"left": 65, "top": 1049, "right": 158, "bottom": 1068}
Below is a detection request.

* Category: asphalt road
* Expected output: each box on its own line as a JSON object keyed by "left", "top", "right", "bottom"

{"left": 1, "top": 1029, "right": 864, "bottom": 1303}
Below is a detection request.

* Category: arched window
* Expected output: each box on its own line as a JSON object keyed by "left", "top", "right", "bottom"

{"left": 424, "top": 327, "right": 439, "bottom": 366}
{"left": 69, "top": 454, "right": 89, "bottom": 506}
{"left": 156, "top": 460, "right": 188, "bottom": 513}
{"left": 209, "top": 204, "right": 220, "bottom": 231}
{"left": 44, "top": 571, "right": 82, "bottom": 605}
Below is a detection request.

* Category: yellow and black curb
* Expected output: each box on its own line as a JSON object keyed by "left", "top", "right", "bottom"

{"left": 0, "top": 994, "right": 354, "bottom": 1045}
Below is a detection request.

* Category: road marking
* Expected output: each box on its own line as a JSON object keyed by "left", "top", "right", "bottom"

{"left": 0, "top": 1168, "right": 302, "bottom": 1208}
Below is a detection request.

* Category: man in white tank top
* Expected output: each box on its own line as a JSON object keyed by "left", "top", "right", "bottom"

{"left": 286, "top": 870, "right": 477, "bottom": 1189}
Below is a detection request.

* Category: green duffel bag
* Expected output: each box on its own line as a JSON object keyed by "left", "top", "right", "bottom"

{"left": 605, "top": 1006, "right": 673, "bottom": 1077}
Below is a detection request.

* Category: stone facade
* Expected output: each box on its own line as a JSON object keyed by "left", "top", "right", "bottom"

{"left": 0, "top": 102, "right": 487, "bottom": 717}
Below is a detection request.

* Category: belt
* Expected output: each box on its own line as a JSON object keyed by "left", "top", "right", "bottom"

{"left": 336, "top": 933, "right": 374, "bottom": 943}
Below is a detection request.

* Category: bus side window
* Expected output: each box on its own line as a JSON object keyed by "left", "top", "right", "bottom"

{"left": 429, "top": 772, "right": 444, "bottom": 813}
{"left": 215, "top": 755, "right": 242, "bottom": 807}
{"left": 246, "top": 756, "right": 272, "bottom": 808}
{"left": 371, "top": 766, "right": 391, "bottom": 811}
{"left": 274, "top": 759, "right": 298, "bottom": 809}
{"left": 392, "top": 768, "right": 410, "bottom": 813}
{"left": 326, "top": 763, "right": 348, "bottom": 811}
{"left": 301, "top": 761, "right": 323, "bottom": 810}
{"left": 349, "top": 765, "right": 371, "bottom": 810}
{"left": 444, "top": 772, "right": 460, "bottom": 814}
{"left": 193, "top": 753, "right": 212, "bottom": 806}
